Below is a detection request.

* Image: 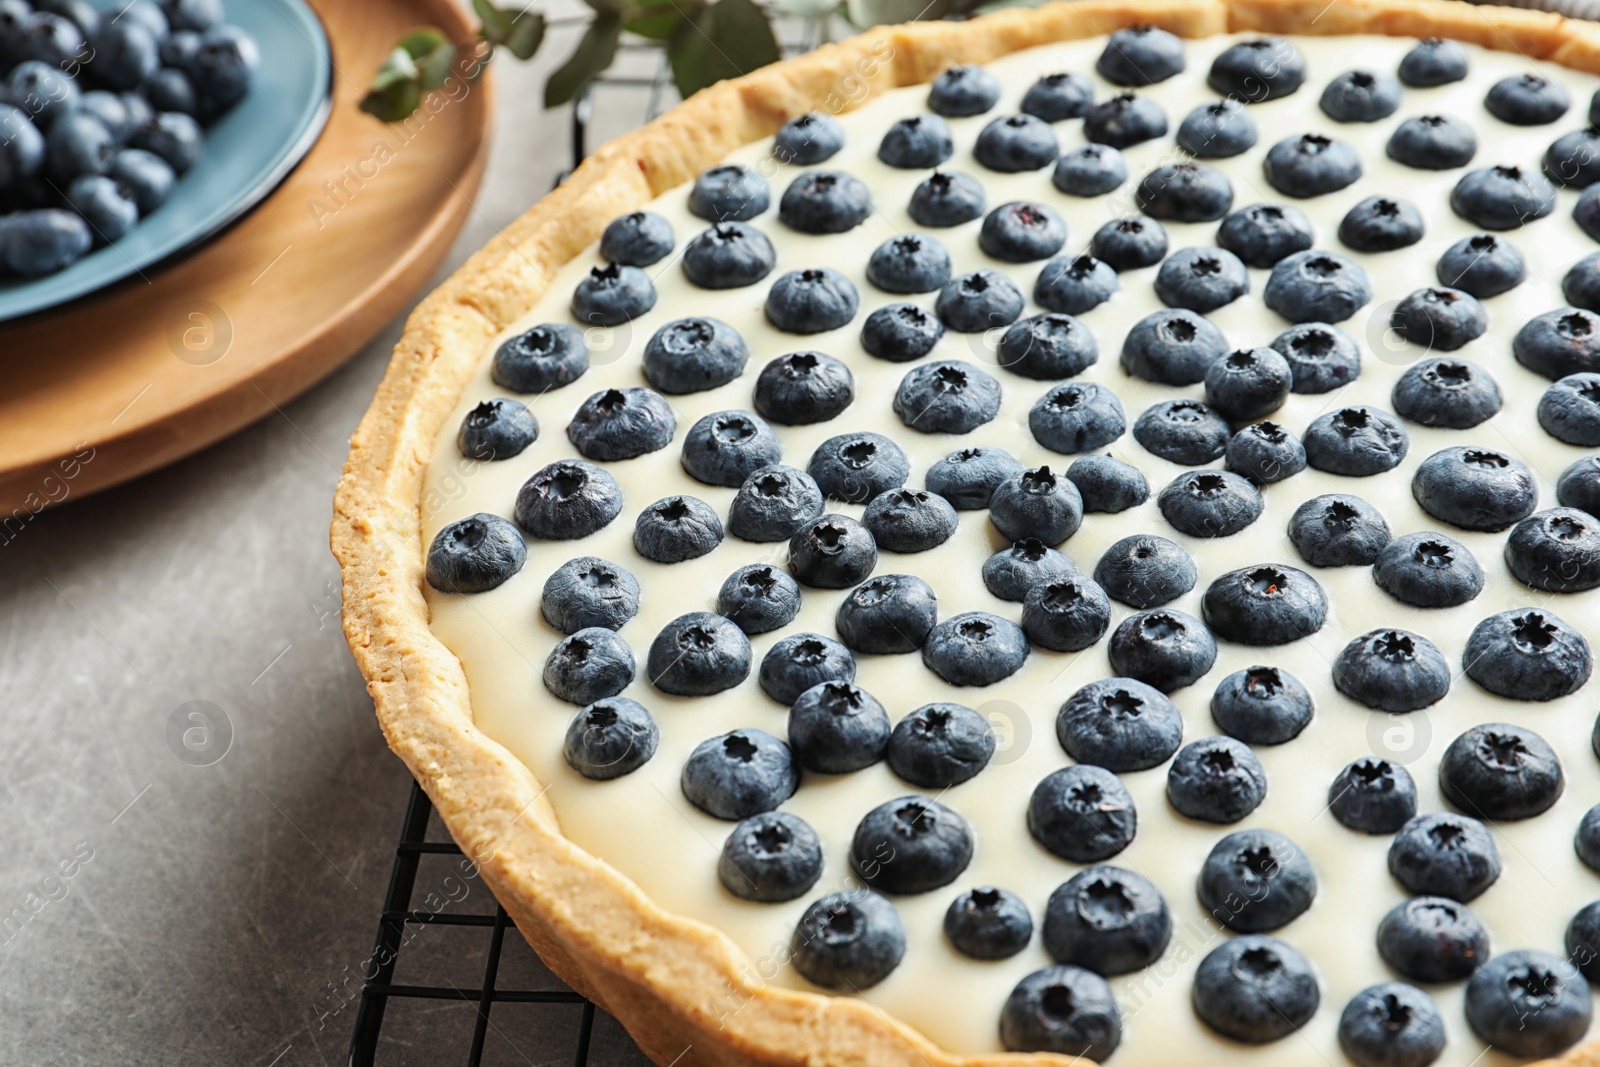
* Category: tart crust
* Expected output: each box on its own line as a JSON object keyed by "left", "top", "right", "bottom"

{"left": 333, "top": 2, "right": 1600, "bottom": 1062}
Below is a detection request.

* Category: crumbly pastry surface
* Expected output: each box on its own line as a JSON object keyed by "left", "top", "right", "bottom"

{"left": 336, "top": 1, "right": 1600, "bottom": 1063}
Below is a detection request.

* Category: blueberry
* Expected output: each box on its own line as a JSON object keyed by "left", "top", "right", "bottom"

{"left": 718, "top": 811, "right": 823, "bottom": 903}
{"left": 1453, "top": 164, "right": 1556, "bottom": 229}
{"left": 753, "top": 351, "right": 853, "bottom": 426}
{"left": 1168, "top": 736, "right": 1267, "bottom": 823}
{"left": 1515, "top": 308, "right": 1600, "bottom": 380}
{"left": 6, "top": 61, "right": 79, "bottom": 130}
{"left": 1272, "top": 321, "right": 1361, "bottom": 392}
{"left": 24, "top": 9, "right": 85, "bottom": 66}
{"left": 1568, "top": 900, "right": 1600, "bottom": 980}
{"left": 648, "top": 612, "right": 752, "bottom": 697}
{"left": 1205, "top": 347, "right": 1291, "bottom": 422}
{"left": 887, "top": 702, "right": 993, "bottom": 787}
{"left": 1506, "top": 507, "right": 1600, "bottom": 592}
{"left": 1109, "top": 608, "right": 1217, "bottom": 691}
{"left": 682, "top": 730, "right": 797, "bottom": 820}
{"left": 773, "top": 112, "right": 844, "bottom": 165}
{"left": 922, "top": 612, "right": 1028, "bottom": 686}
{"left": 681, "top": 410, "right": 781, "bottom": 488}
{"left": 1389, "top": 287, "right": 1487, "bottom": 352}
{"left": 1091, "top": 215, "right": 1168, "bottom": 271}
{"left": 1560, "top": 456, "right": 1600, "bottom": 516}
{"left": 541, "top": 557, "right": 639, "bottom": 633}
{"left": 1134, "top": 161, "right": 1234, "bottom": 222}
{"left": 1335, "top": 629, "right": 1452, "bottom": 711}
{"left": 1387, "top": 114, "right": 1477, "bottom": 170}
{"left": 157, "top": 29, "right": 198, "bottom": 70}
{"left": 425, "top": 513, "right": 525, "bottom": 593}
{"left": 600, "top": 211, "right": 673, "bottom": 266}
{"left": 1377, "top": 895, "right": 1487, "bottom": 981}
{"left": 688, "top": 163, "right": 767, "bottom": 221}
{"left": 562, "top": 698, "right": 658, "bottom": 780}
{"left": 983, "top": 538, "right": 1074, "bottom": 601}
{"left": 759, "top": 632, "right": 855, "bottom": 705}
{"left": 878, "top": 114, "right": 953, "bottom": 168}
{"left": 1176, "top": 98, "right": 1257, "bottom": 158}
{"left": 1226, "top": 421, "right": 1306, "bottom": 484}
{"left": 1083, "top": 92, "right": 1167, "bottom": 149}
{"left": 1208, "top": 38, "right": 1306, "bottom": 102}
{"left": 1216, "top": 202, "right": 1314, "bottom": 268}
{"left": 1465, "top": 950, "right": 1591, "bottom": 1057}
{"left": 1093, "top": 534, "right": 1196, "bottom": 609}
{"left": 1390, "top": 812, "right": 1501, "bottom": 900}
{"left": 1440, "top": 722, "right": 1564, "bottom": 821}
{"left": 1192, "top": 935, "right": 1319, "bottom": 1043}
{"left": 1067, "top": 454, "right": 1149, "bottom": 513}
{"left": 633, "top": 496, "right": 723, "bottom": 564}
{"left": 1338, "top": 983, "right": 1446, "bottom": 1067}
{"left": 978, "top": 200, "right": 1066, "bottom": 263}
{"left": 945, "top": 886, "right": 1032, "bottom": 960}
{"left": 1486, "top": 72, "right": 1569, "bottom": 126}
{"left": 866, "top": 232, "right": 950, "bottom": 294}
{"left": 1303, "top": 406, "right": 1408, "bottom": 476}
{"left": 1320, "top": 69, "right": 1401, "bottom": 122}
{"left": 1198, "top": 829, "right": 1317, "bottom": 932}
{"left": 997, "top": 312, "right": 1099, "bottom": 380}
{"left": 1154, "top": 246, "right": 1249, "bottom": 313}
{"left": 777, "top": 170, "right": 872, "bottom": 234}
{"left": 1542, "top": 373, "right": 1600, "bottom": 445}
{"left": 567, "top": 387, "right": 674, "bottom": 461}
{"left": 728, "top": 465, "right": 823, "bottom": 542}
{"left": 1029, "top": 384, "right": 1127, "bottom": 455}
{"left": 1001, "top": 965, "right": 1122, "bottom": 1059}
{"left": 927, "top": 446, "right": 1021, "bottom": 509}
{"left": 1289, "top": 494, "right": 1391, "bottom": 567}
{"left": 1044, "top": 866, "right": 1171, "bottom": 975}
{"left": 1133, "top": 399, "right": 1230, "bottom": 464}
{"left": 74, "top": 93, "right": 133, "bottom": 144}
{"left": 717, "top": 562, "right": 801, "bottom": 634}
{"left": 1121, "top": 308, "right": 1228, "bottom": 385}
{"left": 907, "top": 169, "right": 985, "bottom": 226}
{"left": 1052, "top": 143, "right": 1127, "bottom": 196}
{"left": 1373, "top": 532, "right": 1484, "bottom": 609}
{"left": 91, "top": 18, "right": 159, "bottom": 91}
{"left": 1330, "top": 758, "right": 1418, "bottom": 834}
{"left": 789, "top": 514, "right": 877, "bottom": 588}
{"left": 893, "top": 360, "right": 1000, "bottom": 434}
{"left": 765, "top": 267, "right": 858, "bottom": 334}
{"left": 1029, "top": 764, "right": 1138, "bottom": 862}
{"left": 860, "top": 302, "right": 943, "bottom": 361}
{"left": 681, "top": 221, "right": 776, "bottom": 289}
{"left": 1056, "top": 676, "right": 1181, "bottom": 771}
{"left": 1567, "top": 251, "right": 1600, "bottom": 311}
{"left": 1392, "top": 358, "right": 1501, "bottom": 428}
{"left": 129, "top": 111, "right": 200, "bottom": 173}
{"left": 1399, "top": 37, "right": 1468, "bottom": 86}
{"left": 786, "top": 681, "right": 890, "bottom": 773}
{"left": 163, "top": 0, "right": 220, "bottom": 33}
{"left": 974, "top": 113, "right": 1058, "bottom": 172}
{"left": 0, "top": 105, "right": 42, "bottom": 187}
{"left": 1264, "top": 251, "right": 1373, "bottom": 323}
{"left": 1022, "top": 71, "right": 1093, "bottom": 121}
{"left": 65, "top": 174, "right": 137, "bottom": 242}
{"left": 790, "top": 890, "right": 905, "bottom": 990}
{"left": 1264, "top": 133, "right": 1362, "bottom": 197}
{"left": 807, "top": 431, "right": 907, "bottom": 503}
{"left": 457, "top": 397, "right": 537, "bottom": 461}
{"left": 45, "top": 110, "right": 113, "bottom": 181}
{"left": 863, "top": 488, "right": 957, "bottom": 552}
{"left": 850, "top": 795, "right": 972, "bottom": 894}
{"left": 493, "top": 323, "right": 587, "bottom": 393}
{"left": 1544, "top": 127, "right": 1600, "bottom": 188}
{"left": 1413, "top": 448, "right": 1536, "bottom": 532}
{"left": 1339, "top": 197, "right": 1424, "bottom": 253}
{"left": 835, "top": 573, "right": 938, "bottom": 653}
{"left": 989, "top": 464, "right": 1084, "bottom": 543}
{"left": 1211, "top": 666, "right": 1312, "bottom": 745}
{"left": 928, "top": 63, "right": 999, "bottom": 116}
{"left": 1578, "top": 184, "right": 1600, "bottom": 241}
{"left": 1023, "top": 575, "right": 1112, "bottom": 652}
{"left": 1202, "top": 564, "right": 1326, "bottom": 645}
{"left": 542, "top": 627, "right": 634, "bottom": 705}
{"left": 1097, "top": 24, "right": 1184, "bottom": 85}
{"left": 514, "top": 460, "right": 623, "bottom": 540}
{"left": 1033, "top": 254, "right": 1118, "bottom": 316}
{"left": 189, "top": 24, "right": 257, "bottom": 118}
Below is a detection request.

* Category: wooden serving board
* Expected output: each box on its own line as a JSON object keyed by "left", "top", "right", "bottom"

{"left": 0, "top": 0, "right": 492, "bottom": 516}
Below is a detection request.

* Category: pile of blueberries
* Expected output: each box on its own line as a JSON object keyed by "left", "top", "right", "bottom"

{"left": 427, "top": 23, "right": 1600, "bottom": 1065}
{"left": 0, "top": 0, "right": 256, "bottom": 277}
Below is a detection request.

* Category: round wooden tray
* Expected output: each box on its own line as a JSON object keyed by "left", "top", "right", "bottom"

{"left": 0, "top": 0, "right": 492, "bottom": 516}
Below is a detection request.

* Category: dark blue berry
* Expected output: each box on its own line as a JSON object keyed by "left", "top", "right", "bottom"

{"left": 65, "top": 175, "right": 137, "bottom": 242}
{"left": 1330, "top": 758, "right": 1417, "bottom": 834}
{"left": 1515, "top": 308, "right": 1600, "bottom": 380}
{"left": 1399, "top": 38, "right": 1468, "bottom": 86}
{"left": 644, "top": 317, "right": 748, "bottom": 394}
{"left": 1544, "top": 126, "right": 1600, "bottom": 188}
{"left": 887, "top": 702, "right": 993, "bottom": 787}
{"left": 1000, "top": 966, "right": 1121, "bottom": 1059}
{"left": 1097, "top": 25, "right": 1184, "bottom": 85}
{"left": 866, "top": 232, "right": 950, "bottom": 293}
{"left": 1093, "top": 533, "right": 1195, "bottom": 609}
{"left": 1029, "top": 764, "right": 1137, "bottom": 862}
{"left": 1043, "top": 865, "right": 1171, "bottom": 974}
{"left": 753, "top": 351, "right": 854, "bottom": 426}
{"left": 1338, "top": 983, "right": 1446, "bottom": 1067}
{"left": 1067, "top": 454, "right": 1148, "bottom": 513}
{"left": 1264, "top": 133, "right": 1362, "bottom": 197}
{"left": 1373, "top": 532, "right": 1483, "bottom": 608}
{"left": 1208, "top": 38, "right": 1306, "bottom": 102}
{"left": 1052, "top": 143, "right": 1126, "bottom": 196}
{"left": 542, "top": 627, "right": 634, "bottom": 705}
{"left": 717, "top": 562, "right": 801, "bottom": 634}
{"left": 945, "top": 886, "right": 1032, "bottom": 960}
{"left": 1022, "top": 72, "right": 1093, "bottom": 121}
{"left": 633, "top": 495, "right": 723, "bottom": 563}
{"left": 1387, "top": 114, "right": 1477, "bottom": 170}
{"left": 863, "top": 488, "right": 957, "bottom": 552}
{"left": 1133, "top": 399, "right": 1230, "bottom": 464}
{"left": 983, "top": 538, "right": 1073, "bottom": 601}
{"left": 567, "top": 387, "right": 675, "bottom": 461}
{"left": 1083, "top": 92, "right": 1167, "bottom": 149}
{"left": 1176, "top": 98, "right": 1256, "bottom": 157}
{"left": 893, "top": 360, "right": 1000, "bottom": 434}
{"left": 1226, "top": 421, "right": 1306, "bottom": 484}
{"left": 728, "top": 465, "right": 823, "bottom": 542}
{"left": 1265, "top": 250, "right": 1373, "bottom": 323}
{"left": 765, "top": 267, "right": 858, "bottom": 334}
{"left": 878, "top": 114, "right": 953, "bottom": 168}
{"left": 989, "top": 464, "right": 1084, "bottom": 543}
{"left": 1320, "top": 69, "right": 1400, "bottom": 122}
{"left": 1335, "top": 628, "right": 1452, "bottom": 712}
{"left": 791, "top": 890, "right": 905, "bottom": 990}
{"left": 718, "top": 811, "right": 823, "bottom": 903}
{"left": 835, "top": 573, "right": 937, "bottom": 653}
{"left": 1056, "top": 676, "right": 1182, "bottom": 772}
{"left": 563, "top": 698, "right": 658, "bottom": 780}
{"left": 998, "top": 312, "right": 1099, "bottom": 379}
{"left": 600, "top": 211, "right": 672, "bottom": 266}
{"left": 1559, "top": 456, "right": 1600, "bottom": 515}
{"left": 1452, "top": 164, "right": 1555, "bottom": 229}
{"left": 541, "top": 556, "right": 639, "bottom": 633}
{"left": 928, "top": 64, "right": 999, "bottom": 116}
{"left": 1211, "top": 666, "right": 1313, "bottom": 745}
{"left": 1289, "top": 493, "right": 1391, "bottom": 566}
{"left": 1167, "top": 736, "right": 1267, "bottom": 823}
{"left": 1378, "top": 896, "right": 1488, "bottom": 981}
{"left": 778, "top": 170, "right": 872, "bottom": 234}
{"left": 681, "top": 221, "right": 776, "bottom": 289}
{"left": 1029, "top": 383, "right": 1127, "bottom": 455}
{"left": 1198, "top": 829, "right": 1317, "bottom": 932}
{"left": 457, "top": 398, "right": 537, "bottom": 460}
{"left": 759, "top": 632, "right": 855, "bottom": 705}
{"left": 1272, "top": 321, "right": 1361, "bottom": 392}
{"left": 1201, "top": 564, "right": 1326, "bottom": 645}
{"left": 807, "top": 432, "right": 907, "bottom": 503}
{"left": 1216, "top": 202, "right": 1314, "bottom": 267}
{"left": 682, "top": 729, "right": 796, "bottom": 820}
{"left": 1440, "top": 722, "right": 1564, "bottom": 820}
{"left": 1569, "top": 900, "right": 1600, "bottom": 981}
{"left": 1023, "top": 575, "right": 1111, "bottom": 652}
{"left": 787, "top": 681, "right": 889, "bottom": 773}
{"left": 1566, "top": 250, "right": 1600, "bottom": 310}
{"left": 682, "top": 410, "right": 781, "bottom": 488}
{"left": 1205, "top": 347, "right": 1291, "bottom": 421}
{"left": 45, "top": 109, "right": 113, "bottom": 181}
{"left": 1303, "top": 406, "right": 1408, "bottom": 476}
{"left": 1465, "top": 951, "right": 1591, "bottom": 1057}
{"left": 927, "top": 446, "right": 1020, "bottom": 509}
{"left": 648, "top": 612, "right": 752, "bottom": 696}
{"left": 1487, "top": 73, "right": 1569, "bottom": 125}
{"left": 1340, "top": 196, "right": 1424, "bottom": 252}
{"left": 1578, "top": 183, "right": 1600, "bottom": 241}
{"left": 1091, "top": 215, "right": 1167, "bottom": 270}
{"left": 860, "top": 302, "right": 943, "bottom": 362}
{"left": 1412, "top": 447, "right": 1535, "bottom": 532}
{"left": 922, "top": 611, "right": 1028, "bottom": 686}
{"left": 1192, "top": 935, "right": 1319, "bottom": 1043}
{"left": 1135, "top": 161, "right": 1234, "bottom": 222}
{"left": 1155, "top": 246, "right": 1249, "bottom": 313}
{"left": 907, "top": 169, "right": 984, "bottom": 226}
{"left": 1389, "top": 287, "right": 1487, "bottom": 352}
{"left": 851, "top": 795, "right": 973, "bottom": 893}
{"left": 514, "top": 460, "right": 623, "bottom": 539}
{"left": 3, "top": 209, "right": 90, "bottom": 274}
{"left": 568, "top": 262, "right": 661, "bottom": 330}
{"left": 1465, "top": 608, "right": 1592, "bottom": 702}
{"left": 937, "top": 269, "right": 1026, "bottom": 333}
{"left": 974, "top": 113, "right": 1058, "bottom": 172}
{"left": 773, "top": 112, "right": 844, "bottom": 165}
{"left": 979, "top": 200, "right": 1066, "bottom": 263}
{"left": 1034, "top": 254, "right": 1118, "bottom": 316}
{"left": 1392, "top": 357, "right": 1501, "bottom": 428}
{"left": 1121, "top": 308, "right": 1228, "bottom": 384}
{"left": 1108, "top": 608, "right": 1217, "bottom": 691}
{"left": 789, "top": 514, "right": 877, "bottom": 588}
{"left": 688, "top": 163, "right": 768, "bottom": 221}
{"left": 426, "top": 513, "right": 525, "bottom": 593}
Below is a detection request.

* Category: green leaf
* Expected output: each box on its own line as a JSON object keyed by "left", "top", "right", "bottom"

{"left": 360, "top": 75, "right": 422, "bottom": 121}
{"left": 369, "top": 44, "right": 418, "bottom": 90}
{"left": 666, "top": 0, "right": 779, "bottom": 99}
{"left": 396, "top": 27, "right": 449, "bottom": 59}
{"left": 473, "top": 0, "right": 510, "bottom": 41}
{"left": 545, "top": 15, "right": 622, "bottom": 107}
{"left": 503, "top": 11, "right": 546, "bottom": 59}
{"left": 625, "top": 3, "right": 689, "bottom": 40}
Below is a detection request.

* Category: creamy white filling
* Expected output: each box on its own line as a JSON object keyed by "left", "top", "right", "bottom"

{"left": 422, "top": 32, "right": 1600, "bottom": 1061}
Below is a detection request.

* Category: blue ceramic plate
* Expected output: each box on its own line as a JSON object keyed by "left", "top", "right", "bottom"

{"left": 0, "top": 0, "right": 333, "bottom": 322}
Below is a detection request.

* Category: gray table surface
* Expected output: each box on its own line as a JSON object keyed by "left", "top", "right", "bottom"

{"left": 0, "top": 16, "right": 664, "bottom": 1066}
